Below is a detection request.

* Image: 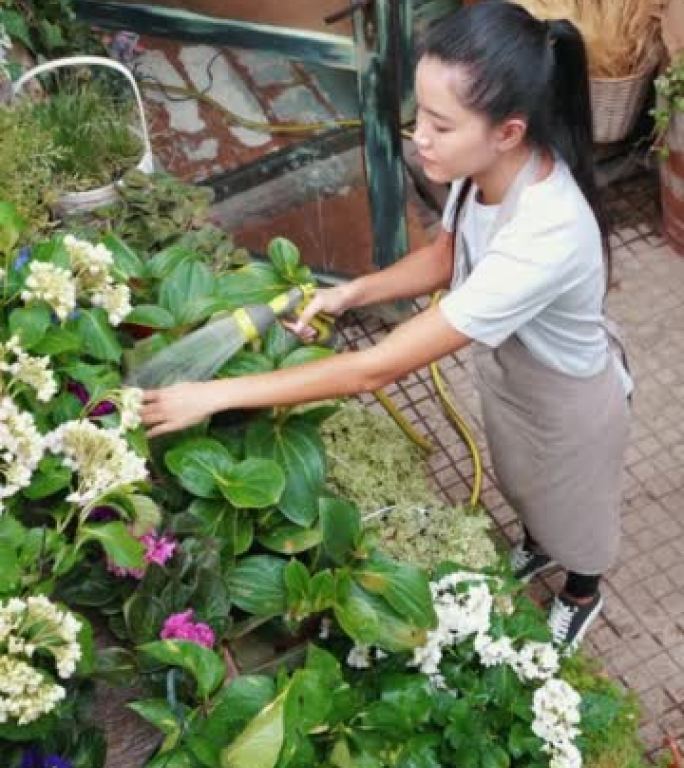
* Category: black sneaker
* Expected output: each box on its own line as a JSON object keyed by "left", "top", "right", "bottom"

{"left": 548, "top": 591, "right": 603, "bottom": 651}
{"left": 510, "top": 541, "right": 556, "bottom": 583}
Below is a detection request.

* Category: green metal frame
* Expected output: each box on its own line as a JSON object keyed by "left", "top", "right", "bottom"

{"left": 75, "top": 0, "right": 454, "bottom": 270}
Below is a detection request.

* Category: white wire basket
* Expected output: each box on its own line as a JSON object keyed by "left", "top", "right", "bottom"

{"left": 12, "top": 55, "right": 155, "bottom": 216}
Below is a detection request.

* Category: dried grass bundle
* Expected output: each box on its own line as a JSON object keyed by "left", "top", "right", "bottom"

{"left": 514, "top": 0, "right": 664, "bottom": 77}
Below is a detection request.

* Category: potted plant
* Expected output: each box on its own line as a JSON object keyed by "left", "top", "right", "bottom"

{"left": 653, "top": 56, "right": 684, "bottom": 254}
{"left": 514, "top": 0, "right": 664, "bottom": 143}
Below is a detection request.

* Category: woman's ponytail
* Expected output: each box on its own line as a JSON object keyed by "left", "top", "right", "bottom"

{"left": 548, "top": 19, "right": 612, "bottom": 282}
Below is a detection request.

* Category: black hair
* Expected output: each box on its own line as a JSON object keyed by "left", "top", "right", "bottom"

{"left": 420, "top": 1, "right": 611, "bottom": 283}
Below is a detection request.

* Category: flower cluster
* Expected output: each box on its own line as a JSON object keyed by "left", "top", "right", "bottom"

{"left": 119, "top": 387, "right": 143, "bottom": 431}
{"left": 407, "top": 571, "right": 581, "bottom": 768}
{"left": 64, "top": 235, "right": 131, "bottom": 326}
{"left": 534, "top": 679, "right": 583, "bottom": 768}
{"left": 0, "top": 396, "right": 44, "bottom": 511}
{"left": 1, "top": 336, "right": 57, "bottom": 402}
{"left": 0, "top": 596, "right": 83, "bottom": 726}
{"left": 160, "top": 609, "right": 215, "bottom": 648}
{"left": 21, "top": 262, "right": 76, "bottom": 322}
{"left": 44, "top": 420, "right": 147, "bottom": 506}
{"left": 20, "top": 236, "right": 132, "bottom": 327}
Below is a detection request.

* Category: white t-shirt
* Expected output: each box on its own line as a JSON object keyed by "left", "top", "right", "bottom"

{"left": 439, "top": 158, "right": 619, "bottom": 381}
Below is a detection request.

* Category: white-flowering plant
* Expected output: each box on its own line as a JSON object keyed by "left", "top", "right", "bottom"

{"left": 0, "top": 596, "right": 84, "bottom": 726}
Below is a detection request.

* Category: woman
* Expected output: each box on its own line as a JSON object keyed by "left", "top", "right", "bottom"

{"left": 142, "top": 1, "right": 631, "bottom": 650}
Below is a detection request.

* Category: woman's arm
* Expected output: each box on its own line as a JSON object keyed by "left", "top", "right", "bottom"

{"left": 142, "top": 303, "right": 469, "bottom": 437}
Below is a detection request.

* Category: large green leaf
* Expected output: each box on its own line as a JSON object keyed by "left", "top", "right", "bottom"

{"left": 94, "top": 647, "right": 138, "bottom": 685}
{"left": 353, "top": 588, "right": 429, "bottom": 652}
{"left": 145, "top": 244, "right": 196, "bottom": 280}
{"left": 245, "top": 416, "right": 326, "bottom": 526}
{"left": 0, "top": 540, "right": 20, "bottom": 594}
{"left": 221, "top": 691, "right": 286, "bottom": 768}
{"left": 333, "top": 579, "right": 380, "bottom": 645}
{"left": 127, "top": 699, "right": 184, "bottom": 735}
{"left": 186, "top": 499, "right": 253, "bottom": 556}
{"left": 31, "top": 326, "right": 81, "bottom": 356}
{"left": 267, "top": 238, "right": 300, "bottom": 280}
{"left": 218, "top": 351, "right": 274, "bottom": 378}
{"left": 319, "top": 497, "right": 361, "bottom": 565}
{"left": 165, "top": 438, "right": 236, "bottom": 498}
{"left": 257, "top": 523, "right": 322, "bottom": 555}
{"left": 200, "top": 676, "right": 276, "bottom": 747}
{"left": 8, "top": 304, "right": 51, "bottom": 349}
{"left": 216, "top": 263, "right": 288, "bottom": 309}
{"left": 128, "top": 493, "right": 163, "bottom": 536}
{"left": 159, "top": 260, "right": 214, "bottom": 324}
{"left": 0, "top": 201, "right": 25, "bottom": 254}
{"left": 353, "top": 556, "right": 436, "bottom": 630}
{"left": 218, "top": 458, "right": 285, "bottom": 509}
{"left": 75, "top": 308, "right": 122, "bottom": 363}
{"left": 124, "top": 304, "right": 176, "bottom": 329}
{"left": 81, "top": 522, "right": 144, "bottom": 569}
{"left": 102, "top": 234, "right": 145, "bottom": 279}
{"left": 140, "top": 640, "right": 225, "bottom": 699}
{"left": 227, "top": 556, "right": 287, "bottom": 617}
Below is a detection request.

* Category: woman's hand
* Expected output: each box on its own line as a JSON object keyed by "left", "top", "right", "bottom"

{"left": 141, "top": 382, "right": 217, "bottom": 438}
{"left": 282, "top": 283, "right": 357, "bottom": 342}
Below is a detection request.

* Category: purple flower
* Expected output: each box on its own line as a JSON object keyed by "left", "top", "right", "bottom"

{"left": 13, "top": 246, "right": 31, "bottom": 270}
{"left": 161, "top": 609, "right": 215, "bottom": 648}
{"left": 66, "top": 381, "right": 116, "bottom": 416}
{"left": 88, "top": 506, "right": 120, "bottom": 523}
{"left": 141, "top": 532, "right": 177, "bottom": 567}
{"left": 21, "top": 748, "right": 72, "bottom": 768}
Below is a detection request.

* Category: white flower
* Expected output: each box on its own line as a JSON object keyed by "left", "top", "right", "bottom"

{"left": 0, "top": 655, "right": 65, "bottom": 725}
{"left": 474, "top": 632, "right": 517, "bottom": 667}
{"left": 533, "top": 679, "right": 582, "bottom": 763}
{"left": 91, "top": 282, "right": 131, "bottom": 326}
{"left": 347, "top": 644, "right": 372, "bottom": 669}
{"left": 45, "top": 419, "right": 147, "bottom": 505}
{"left": 21, "top": 261, "right": 76, "bottom": 321}
{"left": 318, "top": 617, "right": 331, "bottom": 640}
{"left": 515, "top": 641, "right": 560, "bottom": 682}
{"left": 0, "top": 397, "right": 44, "bottom": 509}
{"left": 64, "top": 234, "right": 114, "bottom": 293}
{"left": 120, "top": 387, "right": 143, "bottom": 431}
{"left": 7, "top": 350, "right": 57, "bottom": 402}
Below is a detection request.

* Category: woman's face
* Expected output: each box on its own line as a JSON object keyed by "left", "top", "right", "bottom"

{"left": 413, "top": 56, "right": 500, "bottom": 183}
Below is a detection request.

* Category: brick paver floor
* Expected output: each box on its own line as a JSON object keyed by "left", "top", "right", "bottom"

{"left": 341, "top": 170, "right": 684, "bottom": 763}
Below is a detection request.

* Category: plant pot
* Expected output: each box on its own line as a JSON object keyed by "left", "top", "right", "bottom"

{"left": 12, "top": 55, "right": 154, "bottom": 217}
{"left": 660, "top": 110, "right": 684, "bottom": 256}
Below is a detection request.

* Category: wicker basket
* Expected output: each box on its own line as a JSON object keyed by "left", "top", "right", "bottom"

{"left": 590, "top": 63, "right": 658, "bottom": 144}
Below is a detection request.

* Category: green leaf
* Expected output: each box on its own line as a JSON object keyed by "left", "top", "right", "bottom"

{"left": 0, "top": 539, "right": 20, "bottom": 593}
{"left": 200, "top": 676, "right": 276, "bottom": 746}
{"left": 23, "top": 456, "right": 71, "bottom": 500}
{"left": 227, "top": 556, "right": 287, "bottom": 617}
{"left": 319, "top": 497, "right": 360, "bottom": 565}
{"left": 0, "top": 201, "right": 25, "bottom": 254}
{"left": 353, "top": 556, "right": 436, "bottom": 629}
{"left": 257, "top": 523, "right": 322, "bottom": 555}
{"left": 102, "top": 234, "right": 145, "bottom": 279}
{"left": 127, "top": 699, "right": 183, "bottom": 735}
{"left": 245, "top": 416, "right": 326, "bottom": 526}
{"left": 218, "top": 458, "right": 285, "bottom": 509}
{"left": 278, "top": 346, "right": 334, "bottom": 369}
{"left": 81, "top": 521, "right": 144, "bottom": 569}
{"left": 218, "top": 351, "right": 274, "bottom": 378}
{"left": 145, "top": 244, "right": 196, "bottom": 280}
{"left": 221, "top": 690, "right": 286, "bottom": 768}
{"left": 481, "top": 745, "right": 511, "bottom": 768}
{"left": 76, "top": 308, "right": 122, "bottom": 362}
{"left": 31, "top": 327, "right": 81, "bottom": 356}
{"left": 333, "top": 580, "right": 379, "bottom": 644}
{"left": 124, "top": 304, "right": 176, "bottom": 329}
{"left": 9, "top": 304, "right": 51, "bottom": 349}
{"left": 0, "top": 10, "right": 33, "bottom": 50}
{"left": 187, "top": 500, "right": 253, "bottom": 556}
{"left": 140, "top": 640, "right": 225, "bottom": 699}
{"left": 309, "top": 570, "right": 336, "bottom": 612}
{"left": 146, "top": 749, "right": 197, "bottom": 768}
{"left": 284, "top": 559, "right": 310, "bottom": 610}
{"left": 380, "top": 675, "right": 433, "bottom": 725}
{"left": 267, "top": 238, "right": 300, "bottom": 280}
{"left": 165, "top": 438, "right": 235, "bottom": 498}
{"left": 216, "top": 263, "right": 288, "bottom": 310}
{"left": 128, "top": 494, "right": 163, "bottom": 536}
{"left": 160, "top": 260, "right": 214, "bottom": 324}
{"left": 94, "top": 647, "right": 138, "bottom": 685}
{"left": 284, "top": 668, "right": 331, "bottom": 735}
{"left": 0, "top": 515, "right": 26, "bottom": 549}
{"left": 263, "top": 321, "right": 298, "bottom": 363}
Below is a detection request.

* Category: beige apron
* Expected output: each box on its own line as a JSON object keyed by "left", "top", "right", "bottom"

{"left": 457, "top": 153, "right": 631, "bottom": 574}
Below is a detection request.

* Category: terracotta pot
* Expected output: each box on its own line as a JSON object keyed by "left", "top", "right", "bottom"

{"left": 661, "top": 111, "right": 684, "bottom": 256}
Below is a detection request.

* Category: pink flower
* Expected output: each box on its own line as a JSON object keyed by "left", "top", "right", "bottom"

{"left": 160, "top": 609, "right": 215, "bottom": 648}
{"left": 141, "top": 533, "right": 176, "bottom": 567}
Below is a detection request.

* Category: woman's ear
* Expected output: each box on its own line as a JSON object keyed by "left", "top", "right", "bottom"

{"left": 494, "top": 116, "right": 528, "bottom": 152}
